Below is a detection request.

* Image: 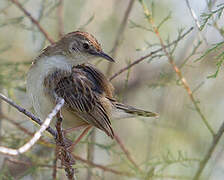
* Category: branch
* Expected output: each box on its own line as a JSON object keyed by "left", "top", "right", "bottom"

{"left": 57, "top": 0, "right": 64, "bottom": 38}
{"left": 3, "top": 115, "right": 53, "bottom": 147}
{"left": 139, "top": 0, "right": 215, "bottom": 136}
{"left": 106, "top": 0, "right": 135, "bottom": 76}
{"left": 0, "top": 87, "right": 3, "bottom": 137}
{"left": 53, "top": 149, "right": 58, "bottom": 180}
{"left": 86, "top": 129, "right": 96, "bottom": 180}
{"left": 3, "top": 112, "right": 133, "bottom": 178}
{"left": 193, "top": 121, "right": 224, "bottom": 179}
{"left": 114, "top": 134, "right": 142, "bottom": 172}
{"left": 0, "top": 93, "right": 57, "bottom": 137}
{"left": 55, "top": 111, "right": 76, "bottom": 180}
{"left": 193, "top": 1, "right": 224, "bottom": 178}
{"left": 9, "top": 0, "right": 54, "bottom": 44}
{"left": 0, "top": 98, "right": 64, "bottom": 155}
{"left": 70, "top": 125, "right": 92, "bottom": 151}
{"left": 5, "top": 158, "right": 64, "bottom": 169}
{"left": 185, "top": 0, "right": 208, "bottom": 44}
{"left": 109, "top": 27, "right": 194, "bottom": 81}
{"left": 72, "top": 153, "right": 134, "bottom": 177}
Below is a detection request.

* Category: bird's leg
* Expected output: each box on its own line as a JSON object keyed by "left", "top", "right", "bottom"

{"left": 55, "top": 110, "right": 73, "bottom": 148}
{"left": 69, "top": 125, "right": 92, "bottom": 152}
{"left": 53, "top": 110, "right": 64, "bottom": 180}
{"left": 55, "top": 110, "right": 76, "bottom": 179}
{"left": 55, "top": 110, "right": 64, "bottom": 143}
{"left": 63, "top": 124, "right": 89, "bottom": 135}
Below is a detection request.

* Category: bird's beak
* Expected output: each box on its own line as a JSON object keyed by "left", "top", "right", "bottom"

{"left": 91, "top": 51, "right": 115, "bottom": 62}
{"left": 98, "top": 52, "right": 115, "bottom": 62}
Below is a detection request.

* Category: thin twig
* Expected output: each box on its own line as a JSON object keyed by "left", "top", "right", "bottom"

{"left": 70, "top": 125, "right": 92, "bottom": 151}
{"left": 3, "top": 109, "right": 135, "bottom": 178}
{"left": 106, "top": 0, "right": 135, "bottom": 76}
{"left": 185, "top": 0, "right": 201, "bottom": 29}
{"left": 55, "top": 111, "right": 76, "bottom": 180}
{"left": 72, "top": 153, "right": 134, "bottom": 177}
{"left": 0, "top": 93, "right": 57, "bottom": 137}
{"left": 179, "top": 0, "right": 218, "bottom": 69}
{"left": 9, "top": 0, "right": 54, "bottom": 44}
{"left": 3, "top": 115, "right": 53, "bottom": 147}
{"left": 140, "top": 0, "right": 215, "bottom": 137}
{"left": 192, "top": 1, "right": 224, "bottom": 177}
{"left": 53, "top": 148, "right": 58, "bottom": 180}
{"left": 208, "top": 0, "right": 224, "bottom": 38}
{"left": 3, "top": 115, "right": 57, "bottom": 178}
{"left": 5, "top": 158, "right": 64, "bottom": 169}
{"left": 109, "top": 27, "right": 194, "bottom": 81}
{"left": 86, "top": 129, "right": 96, "bottom": 180}
{"left": 185, "top": 0, "right": 208, "bottom": 44}
{"left": 114, "top": 134, "right": 142, "bottom": 172}
{"left": 0, "top": 87, "right": 2, "bottom": 138}
{"left": 0, "top": 98, "right": 64, "bottom": 155}
{"left": 3, "top": 114, "right": 133, "bottom": 178}
{"left": 4, "top": 117, "right": 135, "bottom": 178}
{"left": 57, "top": 0, "right": 64, "bottom": 38}
{"left": 193, "top": 121, "right": 224, "bottom": 179}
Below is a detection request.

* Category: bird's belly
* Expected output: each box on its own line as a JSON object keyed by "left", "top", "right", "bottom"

{"left": 61, "top": 108, "right": 88, "bottom": 128}
{"left": 37, "top": 94, "right": 87, "bottom": 128}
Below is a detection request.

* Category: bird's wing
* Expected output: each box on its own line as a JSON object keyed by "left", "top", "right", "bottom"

{"left": 54, "top": 64, "right": 114, "bottom": 138}
{"left": 75, "top": 64, "right": 114, "bottom": 98}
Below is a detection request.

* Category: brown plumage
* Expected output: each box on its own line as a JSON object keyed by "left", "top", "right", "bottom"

{"left": 54, "top": 64, "right": 114, "bottom": 137}
{"left": 68, "top": 31, "right": 102, "bottom": 52}
{"left": 27, "top": 31, "right": 158, "bottom": 139}
{"left": 44, "top": 63, "right": 158, "bottom": 138}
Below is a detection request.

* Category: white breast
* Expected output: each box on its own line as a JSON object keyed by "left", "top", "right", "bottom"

{"left": 26, "top": 55, "right": 73, "bottom": 120}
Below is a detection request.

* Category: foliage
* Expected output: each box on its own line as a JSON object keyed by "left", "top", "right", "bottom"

{"left": 0, "top": 0, "right": 224, "bottom": 179}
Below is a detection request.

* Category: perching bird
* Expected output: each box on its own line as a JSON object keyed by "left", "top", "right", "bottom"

{"left": 26, "top": 31, "right": 158, "bottom": 138}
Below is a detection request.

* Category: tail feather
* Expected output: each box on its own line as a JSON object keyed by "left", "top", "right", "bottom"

{"left": 114, "top": 102, "right": 158, "bottom": 118}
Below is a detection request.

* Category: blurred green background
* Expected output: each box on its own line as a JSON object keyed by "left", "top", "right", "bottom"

{"left": 0, "top": 0, "right": 224, "bottom": 179}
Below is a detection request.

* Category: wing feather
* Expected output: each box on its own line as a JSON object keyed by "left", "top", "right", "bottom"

{"left": 54, "top": 64, "right": 114, "bottom": 138}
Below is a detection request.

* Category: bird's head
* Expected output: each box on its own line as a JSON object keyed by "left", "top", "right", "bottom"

{"left": 58, "top": 31, "right": 115, "bottom": 64}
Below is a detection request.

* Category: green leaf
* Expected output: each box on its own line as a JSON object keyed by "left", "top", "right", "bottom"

{"left": 194, "top": 41, "right": 224, "bottom": 62}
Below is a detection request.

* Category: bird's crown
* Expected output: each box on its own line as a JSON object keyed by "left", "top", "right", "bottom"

{"left": 34, "top": 31, "right": 114, "bottom": 64}
{"left": 64, "top": 31, "right": 102, "bottom": 52}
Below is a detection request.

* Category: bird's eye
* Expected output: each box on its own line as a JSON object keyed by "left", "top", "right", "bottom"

{"left": 83, "top": 43, "right": 89, "bottom": 50}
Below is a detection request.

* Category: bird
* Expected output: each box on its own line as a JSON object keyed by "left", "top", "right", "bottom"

{"left": 26, "top": 31, "right": 158, "bottom": 138}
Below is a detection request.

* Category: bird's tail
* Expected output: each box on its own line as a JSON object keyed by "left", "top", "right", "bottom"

{"left": 113, "top": 102, "right": 158, "bottom": 119}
